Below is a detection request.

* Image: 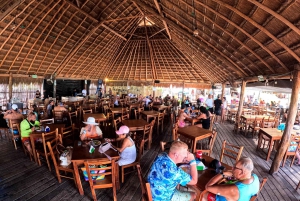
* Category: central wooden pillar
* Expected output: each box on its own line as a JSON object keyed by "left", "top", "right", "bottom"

{"left": 221, "top": 83, "right": 225, "bottom": 99}
{"left": 236, "top": 80, "right": 246, "bottom": 123}
{"left": 270, "top": 65, "right": 300, "bottom": 174}
{"left": 8, "top": 73, "right": 12, "bottom": 102}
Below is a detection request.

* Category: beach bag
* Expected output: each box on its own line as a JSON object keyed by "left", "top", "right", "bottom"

{"left": 81, "top": 165, "right": 106, "bottom": 181}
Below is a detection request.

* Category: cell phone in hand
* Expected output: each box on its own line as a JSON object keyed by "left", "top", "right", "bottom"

{"left": 78, "top": 141, "right": 82, "bottom": 146}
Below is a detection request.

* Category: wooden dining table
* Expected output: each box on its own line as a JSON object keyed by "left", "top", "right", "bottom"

{"left": 71, "top": 140, "right": 120, "bottom": 195}
{"left": 152, "top": 105, "right": 169, "bottom": 112}
{"left": 177, "top": 126, "right": 212, "bottom": 153}
{"left": 188, "top": 154, "right": 232, "bottom": 200}
{"left": 241, "top": 115, "right": 275, "bottom": 121}
{"left": 140, "top": 110, "right": 159, "bottom": 122}
{"left": 110, "top": 107, "right": 123, "bottom": 119}
{"left": 30, "top": 123, "right": 65, "bottom": 162}
{"left": 83, "top": 113, "right": 106, "bottom": 123}
{"left": 122, "top": 119, "right": 148, "bottom": 131}
{"left": 257, "top": 128, "right": 298, "bottom": 161}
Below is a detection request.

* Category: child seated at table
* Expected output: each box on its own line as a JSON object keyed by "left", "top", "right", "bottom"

{"left": 80, "top": 117, "right": 102, "bottom": 141}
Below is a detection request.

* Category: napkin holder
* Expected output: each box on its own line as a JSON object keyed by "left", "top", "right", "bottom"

{"left": 59, "top": 150, "right": 71, "bottom": 166}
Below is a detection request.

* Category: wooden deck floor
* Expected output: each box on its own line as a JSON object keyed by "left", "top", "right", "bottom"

{"left": 1, "top": 121, "right": 300, "bottom": 201}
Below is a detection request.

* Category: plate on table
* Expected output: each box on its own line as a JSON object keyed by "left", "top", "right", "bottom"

{"left": 179, "top": 164, "right": 190, "bottom": 174}
{"left": 89, "top": 140, "right": 101, "bottom": 147}
{"left": 293, "top": 125, "right": 300, "bottom": 130}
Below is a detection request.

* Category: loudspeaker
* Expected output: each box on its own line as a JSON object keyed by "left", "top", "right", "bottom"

{"left": 154, "top": 80, "right": 160, "bottom": 83}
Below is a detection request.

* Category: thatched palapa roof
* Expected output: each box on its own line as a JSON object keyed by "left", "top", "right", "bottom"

{"left": 0, "top": 0, "right": 300, "bottom": 84}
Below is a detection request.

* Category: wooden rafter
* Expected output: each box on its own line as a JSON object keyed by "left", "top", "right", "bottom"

{"left": 175, "top": 0, "right": 276, "bottom": 74}
{"left": 131, "top": 0, "right": 144, "bottom": 15}
{"left": 144, "top": 17, "right": 158, "bottom": 80}
{"left": 0, "top": 0, "right": 25, "bottom": 22}
{"left": 149, "top": 28, "right": 166, "bottom": 38}
{"left": 103, "top": 15, "right": 143, "bottom": 23}
{"left": 247, "top": 0, "right": 300, "bottom": 37}
{"left": 55, "top": 2, "right": 126, "bottom": 76}
{"left": 153, "top": 0, "right": 171, "bottom": 40}
{"left": 102, "top": 24, "right": 127, "bottom": 41}
{"left": 63, "top": 0, "right": 98, "bottom": 22}
{"left": 211, "top": 0, "right": 294, "bottom": 71}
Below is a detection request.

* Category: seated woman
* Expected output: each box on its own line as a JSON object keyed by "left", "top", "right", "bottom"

{"left": 178, "top": 107, "right": 190, "bottom": 128}
{"left": 80, "top": 117, "right": 103, "bottom": 141}
{"left": 195, "top": 106, "right": 211, "bottom": 129}
{"left": 105, "top": 126, "right": 136, "bottom": 166}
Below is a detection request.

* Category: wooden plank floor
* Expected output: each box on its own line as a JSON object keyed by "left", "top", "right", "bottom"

{"left": 1, "top": 120, "right": 300, "bottom": 201}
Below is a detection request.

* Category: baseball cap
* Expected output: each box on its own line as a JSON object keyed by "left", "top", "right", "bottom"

{"left": 12, "top": 104, "right": 18, "bottom": 110}
{"left": 116, "top": 125, "right": 130, "bottom": 135}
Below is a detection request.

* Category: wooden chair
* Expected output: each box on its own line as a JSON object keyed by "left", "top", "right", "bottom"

{"left": 69, "top": 111, "right": 78, "bottom": 126}
{"left": 250, "top": 177, "right": 268, "bottom": 200}
{"left": 196, "top": 128, "right": 218, "bottom": 156}
{"left": 53, "top": 110, "right": 64, "bottom": 123}
{"left": 121, "top": 113, "right": 130, "bottom": 121}
{"left": 121, "top": 138, "right": 145, "bottom": 183}
{"left": 113, "top": 117, "right": 122, "bottom": 131}
{"left": 172, "top": 123, "right": 179, "bottom": 141}
{"left": 136, "top": 164, "right": 153, "bottom": 201}
{"left": 82, "top": 109, "right": 93, "bottom": 115}
{"left": 46, "top": 135, "right": 76, "bottom": 185}
{"left": 220, "top": 140, "right": 244, "bottom": 163}
{"left": 84, "top": 159, "right": 117, "bottom": 201}
{"left": 281, "top": 136, "right": 300, "bottom": 167}
{"left": 209, "top": 114, "right": 215, "bottom": 131}
{"left": 141, "top": 120, "right": 155, "bottom": 150}
{"left": 36, "top": 128, "right": 58, "bottom": 171}
{"left": 247, "top": 117, "right": 264, "bottom": 138}
{"left": 8, "top": 119, "right": 22, "bottom": 150}
{"left": 106, "top": 112, "right": 113, "bottom": 127}
{"left": 156, "top": 112, "right": 165, "bottom": 134}
{"left": 40, "top": 118, "right": 54, "bottom": 124}
{"left": 60, "top": 124, "right": 75, "bottom": 145}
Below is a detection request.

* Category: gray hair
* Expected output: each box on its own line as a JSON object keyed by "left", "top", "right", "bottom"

{"left": 238, "top": 157, "right": 254, "bottom": 172}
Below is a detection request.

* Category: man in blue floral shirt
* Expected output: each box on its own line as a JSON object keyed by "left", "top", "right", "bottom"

{"left": 148, "top": 141, "right": 198, "bottom": 201}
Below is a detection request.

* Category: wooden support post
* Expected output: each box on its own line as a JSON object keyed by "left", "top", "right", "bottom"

{"left": 8, "top": 73, "right": 12, "bottom": 102}
{"left": 270, "top": 65, "right": 300, "bottom": 174}
{"left": 221, "top": 83, "right": 225, "bottom": 99}
{"left": 236, "top": 80, "right": 246, "bottom": 123}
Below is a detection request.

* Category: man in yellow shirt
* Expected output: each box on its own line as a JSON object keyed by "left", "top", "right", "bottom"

{"left": 20, "top": 112, "right": 40, "bottom": 153}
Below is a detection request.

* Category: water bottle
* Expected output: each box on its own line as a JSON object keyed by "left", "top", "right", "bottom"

{"left": 45, "top": 126, "right": 50, "bottom": 132}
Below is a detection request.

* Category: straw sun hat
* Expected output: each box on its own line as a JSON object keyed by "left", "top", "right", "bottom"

{"left": 83, "top": 117, "right": 99, "bottom": 125}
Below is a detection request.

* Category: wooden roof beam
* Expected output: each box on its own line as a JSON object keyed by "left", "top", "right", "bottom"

{"left": 0, "top": 0, "right": 25, "bottom": 22}
{"left": 153, "top": 0, "right": 171, "bottom": 40}
{"left": 247, "top": 0, "right": 300, "bottom": 36}
{"left": 102, "top": 24, "right": 127, "bottom": 41}
{"left": 63, "top": 0, "right": 98, "bottom": 22}
{"left": 131, "top": 0, "right": 144, "bottom": 15}
{"left": 144, "top": 17, "right": 158, "bottom": 80}
{"left": 149, "top": 28, "right": 166, "bottom": 38}
{"left": 55, "top": 1, "right": 126, "bottom": 75}
{"left": 103, "top": 15, "right": 144, "bottom": 23}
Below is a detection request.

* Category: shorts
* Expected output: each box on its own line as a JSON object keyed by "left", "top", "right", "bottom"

{"left": 171, "top": 189, "right": 192, "bottom": 201}
{"left": 215, "top": 108, "right": 221, "bottom": 115}
{"left": 22, "top": 137, "right": 30, "bottom": 143}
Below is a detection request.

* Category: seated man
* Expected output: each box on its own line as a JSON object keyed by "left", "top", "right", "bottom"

{"left": 20, "top": 112, "right": 40, "bottom": 154}
{"left": 148, "top": 141, "right": 198, "bottom": 201}
{"left": 202, "top": 157, "right": 259, "bottom": 201}
{"left": 4, "top": 104, "right": 23, "bottom": 120}
{"left": 54, "top": 102, "right": 67, "bottom": 112}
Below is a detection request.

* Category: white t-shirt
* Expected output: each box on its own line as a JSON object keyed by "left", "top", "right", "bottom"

{"left": 205, "top": 98, "right": 213, "bottom": 108}
{"left": 82, "top": 89, "right": 87, "bottom": 96}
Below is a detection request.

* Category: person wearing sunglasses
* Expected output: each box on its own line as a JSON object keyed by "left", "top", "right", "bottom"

{"left": 202, "top": 157, "right": 260, "bottom": 201}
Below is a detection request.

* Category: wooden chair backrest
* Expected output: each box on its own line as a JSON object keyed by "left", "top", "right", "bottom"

{"left": 220, "top": 140, "right": 244, "bottom": 163}
{"left": 9, "top": 119, "right": 22, "bottom": 131}
{"left": 53, "top": 110, "right": 64, "bottom": 120}
{"left": 172, "top": 123, "right": 179, "bottom": 141}
{"left": 113, "top": 117, "right": 122, "bottom": 131}
{"left": 196, "top": 129, "right": 218, "bottom": 156}
{"left": 61, "top": 124, "right": 74, "bottom": 139}
{"left": 135, "top": 138, "right": 145, "bottom": 163}
{"left": 46, "top": 134, "right": 62, "bottom": 169}
{"left": 82, "top": 109, "right": 93, "bottom": 115}
{"left": 136, "top": 164, "right": 153, "bottom": 201}
{"left": 143, "top": 123, "right": 152, "bottom": 141}
{"left": 40, "top": 118, "right": 54, "bottom": 124}
{"left": 84, "top": 159, "right": 116, "bottom": 200}
{"left": 157, "top": 112, "right": 164, "bottom": 123}
{"left": 121, "top": 113, "right": 129, "bottom": 121}
{"left": 209, "top": 114, "right": 215, "bottom": 131}
{"left": 69, "top": 111, "right": 77, "bottom": 125}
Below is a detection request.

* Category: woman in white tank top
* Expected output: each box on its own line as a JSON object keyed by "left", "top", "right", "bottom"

{"left": 115, "top": 126, "right": 136, "bottom": 166}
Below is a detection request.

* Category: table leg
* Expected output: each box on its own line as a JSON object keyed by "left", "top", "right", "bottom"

{"left": 192, "top": 139, "right": 196, "bottom": 153}
{"left": 256, "top": 131, "right": 262, "bottom": 151}
{"left": 73, "top": 161, "right": 84, "bottom": 195}
{"left": 266, "top": 139, "right": 274, "bottom": 161}
{"left": 30, "top": 136, "right": 37, "bottom": 163}
{"left": 115, "top": 162, "right": 120, "bottom": 190}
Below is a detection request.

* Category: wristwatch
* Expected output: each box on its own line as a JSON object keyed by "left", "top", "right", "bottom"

{"left": 221, "top": 173, "right": 226, "bottom": 179}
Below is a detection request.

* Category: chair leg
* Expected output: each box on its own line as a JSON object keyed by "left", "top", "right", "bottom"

{"left": 297, "top": 180, "right": 300, "bottom": 190}
{"left": 91, "top": 188, "right": 97, "bottom": 201}
{"left": 13, "top": 138, "right": 17, "bottom": 150}
{"left": 36, "top": 152, "right": 42, "bottom": 166}
{"left": 45, "top": 155, "right": 51, "bottom": 171}
{"left": 281, "top": 155, "right": 287, "bottom": 167}
{"left": 113, "top": 185, "right": 117, "bottom": 201}
{"left": 122, "top": 166, "right": 125, "bottom": 183}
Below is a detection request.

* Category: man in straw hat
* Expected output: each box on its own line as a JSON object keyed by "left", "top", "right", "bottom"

{"left": 80, "top": 117, "right": 102, "bottom": 141}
